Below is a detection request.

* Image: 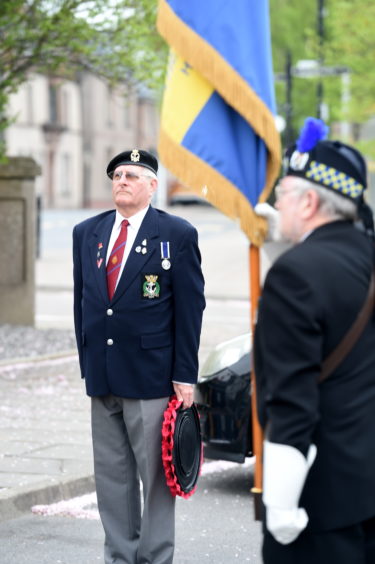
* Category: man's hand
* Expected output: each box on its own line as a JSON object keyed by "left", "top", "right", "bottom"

{"left": 173, "top": 383, "right": 194, "bottom": 409}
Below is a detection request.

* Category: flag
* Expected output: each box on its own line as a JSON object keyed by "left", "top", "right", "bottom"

{"left": 157, "top": 0, "right": 281, "bottom": 246}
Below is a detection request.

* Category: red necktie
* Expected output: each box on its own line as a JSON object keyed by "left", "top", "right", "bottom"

{"left": 106, "top": 219, "right": 129, "bottom": 300}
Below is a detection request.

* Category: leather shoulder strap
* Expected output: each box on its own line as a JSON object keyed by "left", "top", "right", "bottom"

{"left": 319, "top": 271, "right": 375, "bottom": 383}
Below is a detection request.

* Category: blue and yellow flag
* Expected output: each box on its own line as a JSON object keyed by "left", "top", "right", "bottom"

{"left": 157, "top": 0, "right": 281, "bottom": 246}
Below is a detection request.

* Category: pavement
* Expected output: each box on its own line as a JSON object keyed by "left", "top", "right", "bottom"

{"left": 0, "top": 205, "right": 286, "bottom": 523}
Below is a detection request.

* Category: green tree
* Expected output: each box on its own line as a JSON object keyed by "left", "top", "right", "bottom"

{"left": 270, "top": 0, "right": 325, "bottom": 141}
{"left": 327, "top": 0, "right": 375, "bottom": 156}
{"left": 270, "top": 0, "right": 375, "bottom": 155}
{"left": 0, "top": 0, "right": 167, "bottom": 155}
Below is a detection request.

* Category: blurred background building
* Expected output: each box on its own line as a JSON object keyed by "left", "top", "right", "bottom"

{"left": 5, "top": 72, "right": 159, "bottom": 209}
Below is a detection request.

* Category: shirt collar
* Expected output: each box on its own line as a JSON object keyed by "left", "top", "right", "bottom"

{"left": 114, "top": 205, "right": 150, "bottom": 231}
{"left": 299, "top": 229, "right": 313, "bottom": 242}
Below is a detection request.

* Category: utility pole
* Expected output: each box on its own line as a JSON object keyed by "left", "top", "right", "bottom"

{"left": 317, "top": 0, "right": 324, "bottom": 119}
{"left": 285, "top": 50, "right": 293, "bottom": 146}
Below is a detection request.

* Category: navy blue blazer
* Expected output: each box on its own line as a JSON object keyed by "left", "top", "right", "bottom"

{"left": 73, "top": 206, "right": 205, "bottom": 398}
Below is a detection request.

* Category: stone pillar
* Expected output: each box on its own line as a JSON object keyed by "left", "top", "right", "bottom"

{"left": 0, "top": 157, "right": 41, "bottom": 326}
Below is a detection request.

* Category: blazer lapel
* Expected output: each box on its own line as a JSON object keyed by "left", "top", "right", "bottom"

{"left": 89, "top": 212, "right": 115, "bottom": 303}
{"left": 112, "top": 207, "right": 160, "bottom": 303}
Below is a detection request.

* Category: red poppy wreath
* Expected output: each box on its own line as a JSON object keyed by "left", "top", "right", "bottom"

{"left": 161, "top": 395, "right": 203, "bottom": 498}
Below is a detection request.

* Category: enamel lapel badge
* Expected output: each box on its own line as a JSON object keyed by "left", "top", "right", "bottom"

{"left": 135, "top": 238, "right": 147, "bottom": 255}
{"left": 97, "top": 242, "right": 104, "bottom": 268}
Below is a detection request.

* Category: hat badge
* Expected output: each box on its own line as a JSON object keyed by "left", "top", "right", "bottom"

{"left": 289, "top": 150, "right": 309, "bottom": 171}
{"left": 130, "top": 149, "right": 140, "bottom": 162}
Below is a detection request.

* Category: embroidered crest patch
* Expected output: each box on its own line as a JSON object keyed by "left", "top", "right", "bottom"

{"left": 143, "top": 274, "right": 160, "bottom": 299}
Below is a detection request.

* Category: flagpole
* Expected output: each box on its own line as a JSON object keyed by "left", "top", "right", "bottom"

{"left": 249, "top": 243, "right": 264, "bottom": 521}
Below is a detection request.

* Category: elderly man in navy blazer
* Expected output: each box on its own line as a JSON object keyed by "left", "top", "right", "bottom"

{"left": 73, "top": 149, "right": 205, "bottom": 564}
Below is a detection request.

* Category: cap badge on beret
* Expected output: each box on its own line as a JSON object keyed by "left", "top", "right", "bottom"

{"left": 130, "top": 149, "right": 140, "bottom": 162}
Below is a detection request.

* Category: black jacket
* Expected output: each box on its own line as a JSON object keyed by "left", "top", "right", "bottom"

{"left": 254, "top": 220, "right": 375, "bottom": 531}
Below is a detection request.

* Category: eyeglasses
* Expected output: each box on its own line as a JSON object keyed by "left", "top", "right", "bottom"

{"left": 274, "top": 185, "right": 300, "bottom": 200}
{"left": 112, "top": 170, "right": 149, "bottom": 182}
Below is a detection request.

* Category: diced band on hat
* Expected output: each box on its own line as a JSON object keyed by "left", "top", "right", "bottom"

{"left": 306, "top": 160, "right": 364, "bottom": 199}
{"left": 106, "top": 149, "right": 158, "bottom": 178}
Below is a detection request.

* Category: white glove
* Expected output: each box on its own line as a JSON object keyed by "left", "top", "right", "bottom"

{"left": 263, "top": 440, "right": 317, "bottom": 545}
{"left": 254, "top": 203, "right": 281, "bottom": 242}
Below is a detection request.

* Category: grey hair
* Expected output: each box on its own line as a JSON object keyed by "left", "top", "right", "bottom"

{"left": 292, "top": 178, "right": 357, "bottom": 221}
{"left": 143, "top": 169, "right": 157, "bottom": 182}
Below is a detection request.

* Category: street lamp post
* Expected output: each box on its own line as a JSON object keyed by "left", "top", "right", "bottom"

{"left": 285, "top": 50, "right": 294, "bottom": 146}
{"left": 317, "top": 0, "right": 325, "bottom": 119}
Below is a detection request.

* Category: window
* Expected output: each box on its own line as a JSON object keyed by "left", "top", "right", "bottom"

{"left": 49, "top": 84, "right": 58, "bottom": 123}
{"left": 60, "top": 153, "right": 71, "bottom": 196}
{"left": 26, "top": 84, "right": 34, "bottom": 124}
{"left": 61, "top": 89, "right": 70, "bottom": 127}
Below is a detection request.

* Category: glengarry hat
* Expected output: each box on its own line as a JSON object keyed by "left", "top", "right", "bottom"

{"left": 283, "top": 117, "right": 367, "bottom": 202}
{"left": 161, "top": 396, "right": 203, "bottom": 499}
{"left": 106, "top": 149, "right": 158, "bottom": 178}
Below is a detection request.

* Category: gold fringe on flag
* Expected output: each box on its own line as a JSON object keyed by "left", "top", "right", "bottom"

{"left": 159, "top": 128, "right": 268, "bottom": 247}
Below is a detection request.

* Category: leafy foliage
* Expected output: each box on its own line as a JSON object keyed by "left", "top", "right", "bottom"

{"left": 0, "top": 0, "right": 167, "bottom": 147}
{"left": 269, "top": 0, "right": 375, "bottom": 149}
{"left": 327, "top": 0, "right": 375, "bottom": 124}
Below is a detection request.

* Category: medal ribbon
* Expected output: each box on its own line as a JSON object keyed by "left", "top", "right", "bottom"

{"left": 160, "top": 241, "right": 170, "bottom": 259}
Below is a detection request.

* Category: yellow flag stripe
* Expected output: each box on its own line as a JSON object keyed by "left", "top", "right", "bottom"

{"left": 161, "top": 52, "right": 214, "bottom": 144}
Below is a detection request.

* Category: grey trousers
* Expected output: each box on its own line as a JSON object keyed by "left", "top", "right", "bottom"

{"left": 91, "top": 395, "right": 175, "bottom": 564}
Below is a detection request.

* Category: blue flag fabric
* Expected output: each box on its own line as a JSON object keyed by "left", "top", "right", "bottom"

{"left": 157, "top": 0, "right": 281, "bottom": 245}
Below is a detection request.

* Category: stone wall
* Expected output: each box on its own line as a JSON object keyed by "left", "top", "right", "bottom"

{"left": 0, "top": 157, "right": 41, "bottom": 325}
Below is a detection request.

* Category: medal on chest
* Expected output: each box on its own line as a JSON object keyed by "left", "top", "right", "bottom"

{"left": 160, "top": 241, "right": 171, "bottom": 270}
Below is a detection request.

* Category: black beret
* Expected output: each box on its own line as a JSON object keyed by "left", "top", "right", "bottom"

{"left": 106, "top": 149, "right": 158, "bottom": 178}
{"left": 283, "top": 118, "right": 367, "bottom": 202}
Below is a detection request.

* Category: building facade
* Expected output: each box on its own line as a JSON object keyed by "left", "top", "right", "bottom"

{"left": 5, "top": 73, "right": 159, "bottom": 209}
